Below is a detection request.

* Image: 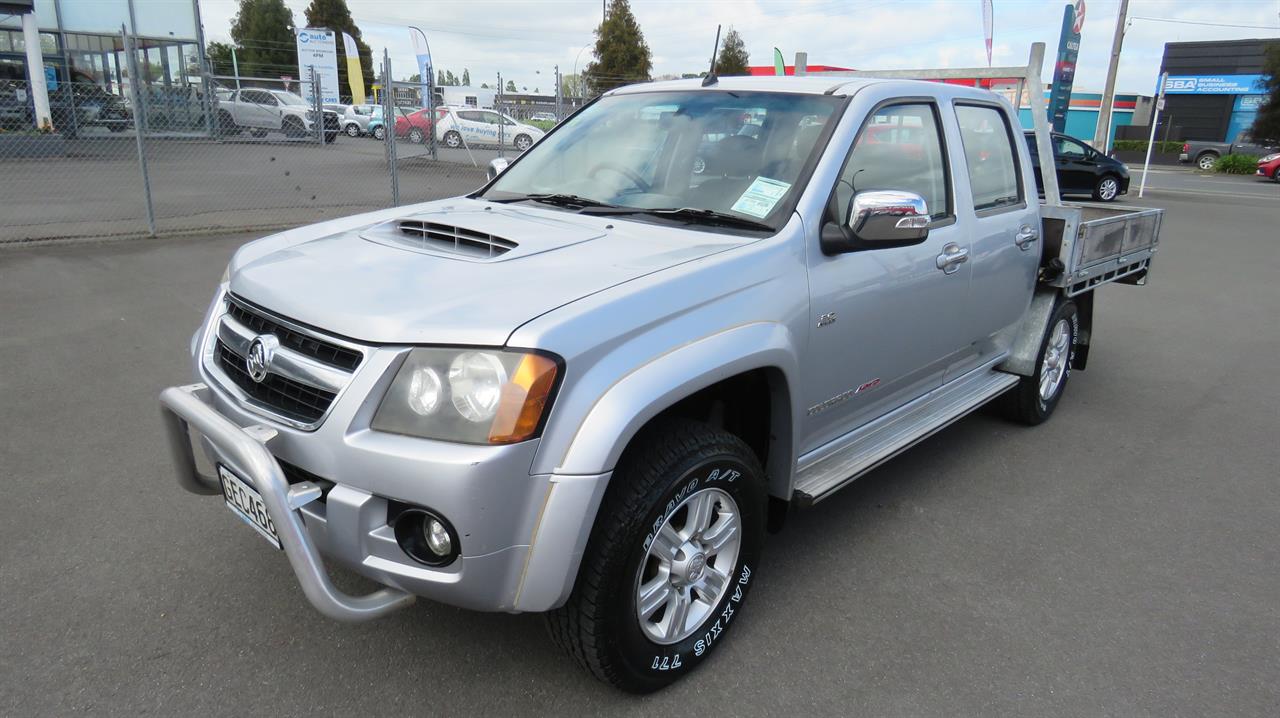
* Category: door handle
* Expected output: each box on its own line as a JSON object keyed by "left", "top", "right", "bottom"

{"left": 936, "top": 244, "right": 969, "bottom": 274}
{"left": 1015, "top": 225, "right": 1038, "bottom": 250}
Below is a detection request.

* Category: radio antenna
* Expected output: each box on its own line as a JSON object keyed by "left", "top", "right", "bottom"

{"left": 702, "top": 24, "right": 721, "bottom": 86}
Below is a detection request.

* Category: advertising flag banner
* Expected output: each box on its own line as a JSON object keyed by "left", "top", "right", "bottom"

{"left": 410, "top": 30, "right": 433, "bottom": 109}
{"left": 342, "top": 32, "right": 366, "bottom": 105}
{"left": 773, "top": 48, "right": 785, "bottom": 76}
{"left": 982, "top": 0, "right": 994, "bottom": 67}
{"left": 296, "top": 28, "right": 340, "bottom": 105}
{"left": 1046, "top": 0, "right": 1084, "bottom": 132}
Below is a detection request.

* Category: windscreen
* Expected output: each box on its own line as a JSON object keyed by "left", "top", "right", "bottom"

{"left": 481, "top": 90, "right": 841, "bottom": 227}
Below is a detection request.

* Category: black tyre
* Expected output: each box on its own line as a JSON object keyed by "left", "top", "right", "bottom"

{"left": 372, "top": 125, "right": 385, "bottom": 141}
{"left": 1092, "top": 174, "right": 1120, "bottom": 202}
{"left": 324, "top": 130, "right": 338, "bottom": 144}
{"left": 216, "top": 111, "right": 239, "bottom": 136}
{"left": 1272, "top": 167, "right": 1280, "bottom": 182}
{"left": 548, "top": 419, "right": 766, "bottom": 693}
{"left": 443, "top": 130, "right": 462, "bottom": 148}
{"left": 1196, "top": 152, "right": 1218, "bottom": 171}
{"left": 282, "top": 117, "right": 305, "bottom": 138}
{"left": 1002, "top": 300, "right": 1079, "bottom": 425}
{"left": 249, "top": 127, "right": 268, "bottom": 139}
{"left": 514, "top": 133, "right": 532, "bottom": 151}
{"left": 345, "top": 122, "right": 360, "bottom": 137}
{"left": 408, "top": 127, "right": 425, "bottom": 144}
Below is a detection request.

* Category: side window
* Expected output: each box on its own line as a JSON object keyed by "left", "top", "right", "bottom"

{"left": 955, "top": 104, "right": 1022, "bottom": 211}
{"left": 1056, "top": 137, "right": 1087, "bottom": 159}
{"left": 458, "top": 110, "right": 484, "bottom": 123}
{"left": 836, "top": 103, "right": 949, "bottom": 220}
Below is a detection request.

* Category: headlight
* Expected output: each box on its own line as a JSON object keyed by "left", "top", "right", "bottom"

{"left": 372, "top": 348, "right": 560, "bottom": 444}
{"left": 1260, "top": 153, "right": 1280, "bottom": 163}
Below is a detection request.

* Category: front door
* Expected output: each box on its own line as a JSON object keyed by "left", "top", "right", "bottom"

{"left": 801, "top": 101, "right": 974, "bottom": 454}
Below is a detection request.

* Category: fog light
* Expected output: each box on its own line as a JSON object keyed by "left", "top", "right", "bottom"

{"left": 392, "top": 507, "right": 459, "bottom": 567}
{"left": 424, "top": 518, "right": 452, "bottom": 556}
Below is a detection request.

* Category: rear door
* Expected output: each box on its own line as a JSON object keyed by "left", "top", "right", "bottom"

{"left": 1053, "top": 135, "right": 1095, "bottom": 192}
{"left": 952, "top": 102, "right": 1040, "bottom": 369}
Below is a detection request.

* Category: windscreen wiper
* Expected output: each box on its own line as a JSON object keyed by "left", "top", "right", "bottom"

{"left": 580, "top": 206, "right": 774, "bottom": 231}
{"left": 487, "top": 193, "right": 618, "bottom": 209}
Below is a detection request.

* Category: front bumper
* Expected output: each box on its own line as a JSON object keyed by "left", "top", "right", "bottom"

{"left": 160, "top": 292, "right": 610, "bottom": 619}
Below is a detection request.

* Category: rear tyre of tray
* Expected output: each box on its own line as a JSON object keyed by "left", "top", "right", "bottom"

{"left": 1001, "top": 300, "right": 1078, "bottom": 426}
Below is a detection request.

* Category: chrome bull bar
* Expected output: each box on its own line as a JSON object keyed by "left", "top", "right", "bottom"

{"left": 159, "top": 382, "right": 415, "bottom": 622}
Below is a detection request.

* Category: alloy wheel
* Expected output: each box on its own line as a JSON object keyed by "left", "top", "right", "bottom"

{"left": 1039, "top": 318, "right": 1072, "bottom": 402}
{"left": 634, "top": 487, "right": 741, "bottom": 645}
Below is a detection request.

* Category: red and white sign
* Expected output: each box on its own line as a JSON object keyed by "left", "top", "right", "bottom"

{"left": 1072, "top": 0, "right": 1087, "bottom": 34}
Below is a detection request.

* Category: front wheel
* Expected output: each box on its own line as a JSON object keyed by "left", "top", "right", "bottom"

{"left": 408, "top": 127, "right": 425, "bottom": 144}
{"left": 344, "top": 123, "right": 360, "bottom": 137}
{"left": 547, "top": 419, "right": 766, "bottom": 693}
{"left": 443, "top": 130, "right": 462, "bottom": 148}
{"left": 1093, "top": 175, "right": 1120, "bottom": 202}
{"left": 1001, "top": 300, "right": 1078, "bottom": 425}
{"left": 372, "top": 125, "right": 385, "bottom": 141}
{"left": 514, "top": 133, "right": 532, "bottom": 151}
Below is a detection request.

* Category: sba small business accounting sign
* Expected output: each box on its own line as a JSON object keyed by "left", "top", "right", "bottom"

{"left": 1163, "top": 74, "right": 1264, "bottom": 95}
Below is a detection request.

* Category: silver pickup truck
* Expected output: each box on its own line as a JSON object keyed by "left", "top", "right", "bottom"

{"left": 160, "top": 45, "right": 1161, "bottom": 692}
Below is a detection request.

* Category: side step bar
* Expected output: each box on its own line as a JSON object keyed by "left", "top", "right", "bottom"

{"left": 792, "top": 368, "right": 1020, "bottom": 505}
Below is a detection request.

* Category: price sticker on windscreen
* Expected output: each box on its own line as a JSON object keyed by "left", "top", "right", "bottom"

{"left": 731, "top": 177, "right": 791, "bottom": 219}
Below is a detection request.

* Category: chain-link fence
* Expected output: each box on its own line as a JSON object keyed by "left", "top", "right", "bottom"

{"left": 1, "top": 34, "right": 583, "bottom": 245}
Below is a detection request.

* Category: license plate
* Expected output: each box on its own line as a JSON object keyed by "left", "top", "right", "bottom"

{"left": 218, "top": 464, "right": 282, "bottom": 550}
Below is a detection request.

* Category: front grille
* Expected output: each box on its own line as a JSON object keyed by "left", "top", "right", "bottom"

{"left": 216, "top": 340, "right": 336, "bottom": 423}
{"left": 226, "top": 297, "right": 361, "bottom": 370}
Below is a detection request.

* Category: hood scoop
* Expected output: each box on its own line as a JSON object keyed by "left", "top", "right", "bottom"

{"left": 359, "top": 205, "right": 607, "bottom": 262}
{"left": 392, "top": 218, "right": 517, "bottom": 258}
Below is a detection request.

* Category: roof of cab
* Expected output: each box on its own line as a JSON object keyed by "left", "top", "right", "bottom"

{"left": 605, "top": 75, "right": 881, "bottom": 97}
{"left": 604, "top": 74, "right": 1010, "bottom": 105}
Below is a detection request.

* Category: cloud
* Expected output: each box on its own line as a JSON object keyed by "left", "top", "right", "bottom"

{"left": 198, "top": 0, "right": 1280, "bottom": 94}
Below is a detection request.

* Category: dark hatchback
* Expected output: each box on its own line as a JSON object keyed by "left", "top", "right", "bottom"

{"left": 1024, "top": 131, "right": 1130, "bottom": 202}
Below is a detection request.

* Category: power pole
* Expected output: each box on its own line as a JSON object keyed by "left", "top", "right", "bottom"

{"left": 1093, "top": 0, "right": 1129, "bottom": 152}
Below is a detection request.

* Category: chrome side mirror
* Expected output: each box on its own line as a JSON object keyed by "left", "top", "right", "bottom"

{"left": 486, "top": 157, "right": 510, "bottom": 182}
{"left": 821, "top": 189, "right": 930, "bottom": 254}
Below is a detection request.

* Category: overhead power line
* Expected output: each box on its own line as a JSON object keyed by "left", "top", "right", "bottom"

{"left": 1129, "top": 16, "right": 1280, "bottom": 30}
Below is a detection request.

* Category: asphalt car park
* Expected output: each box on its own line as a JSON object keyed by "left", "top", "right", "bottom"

{"left": 1, "top": 173, "right": 1277, "bottom": 715}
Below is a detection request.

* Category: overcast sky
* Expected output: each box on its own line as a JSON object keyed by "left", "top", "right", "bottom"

{"left": 197, "top": 0, "right": 1280, "bottom": 94}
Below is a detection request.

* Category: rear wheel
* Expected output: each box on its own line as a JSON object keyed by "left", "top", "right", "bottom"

{"left": 215, "top": 110, "right": 240, "bottom": 136}
{"left": 1002, "top": 300, "right": 1078, "bottom": 426}
{"left": 1196, "top": 152, "right": 1218, "bottom": 171}
{"left": 443, "top": 130, "right": 462, "bottom": 148}
{"left": 372, "top": 125, "right": 385, "bottom": 141}
{"left": 408, "top": 127, "right": 425, "bottom": 144}
{"left": 514, "top": 133, "right": 533, "bottom": 151}
{"left": 1093, "top": 175, "right": 1120, "bottom": 202}
{"left": 548, "top": 419, "right": 766, "bottom": 693}
{"left": 344, "top": 122, "right": 360, "bottom": 137}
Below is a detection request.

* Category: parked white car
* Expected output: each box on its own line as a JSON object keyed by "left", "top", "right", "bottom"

{"left": 435, "top": 106, "right": 545, "bottom": 151}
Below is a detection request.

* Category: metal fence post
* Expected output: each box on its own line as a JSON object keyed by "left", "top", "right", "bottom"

{"left": 383, "top": 51, "right": 399, "bottom": 206}
{"left": 555, "top": 64, "right": 562, "bottom": 121}
{"left": 496, "top": 73, "right": 505, "bottom": 158}
{"left": 311, "top": 66, "right": 323, "bottom": 144}
{"left": 121, "top": 27, "right": 156, "bottom": 237}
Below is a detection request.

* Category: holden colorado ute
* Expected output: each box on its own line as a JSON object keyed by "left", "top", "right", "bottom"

{"left": 161, "top": 45, "right": 1162, "bottom": 693}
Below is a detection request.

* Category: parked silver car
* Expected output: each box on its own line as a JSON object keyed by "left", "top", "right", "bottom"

{"left": 161, "top": 45, "right": 1161, "bottom": 693}
{"left": 339, "top": 104, "right": 379, "bottom": 137}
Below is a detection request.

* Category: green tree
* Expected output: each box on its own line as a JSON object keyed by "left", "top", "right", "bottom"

{"left": 1251, "top": 43, "right": 1280, "bottom": 141}
{"left": 304, "top": 0, "right": 375, "bottom": 99}
{"left": 229, "top": 0, "right": 297, "bottom": 78}
{"left": 584, "top": 0, "right": 652, "bottom": 96}
{"left": 561, "top": 73, "right": 586, "bottom": 97}
{"left": 505, "top": 79, "right": 517, "bottom": 92}
{"left": 437, "top": 69, "right": 446, "bottom": 87}
{"left": 716, "top": 27, "right": 749, "bottom": 76}
{"left": 206, "top": 41, "right": 237, "bottom": 76}
{"left": 462, "top": 68, "right": 471, "bottom": 86}
{"left": 480, "top": 82, "right": 490, "bottom": 89}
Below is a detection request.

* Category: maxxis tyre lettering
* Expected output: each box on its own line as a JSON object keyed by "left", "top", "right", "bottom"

{"left": 1001, "top": 300, "right": 1079, "bottom": 426}
{"left": 546, "top": 419, "right": 766, "bottom": 693}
